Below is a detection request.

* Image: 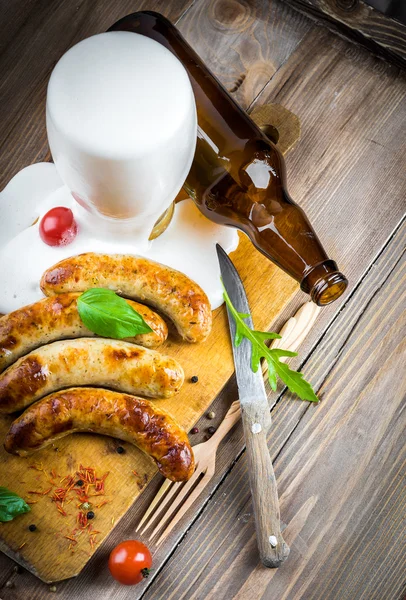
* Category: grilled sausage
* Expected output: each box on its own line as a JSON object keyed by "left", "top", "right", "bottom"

{"left": 40, "top": 253, "right": 212, "bottom": 343}
{"left": 0, "top": 293, "right": 168, "bottom": 373}
{"left": 4, "top": 388, "right": 194, "bottom": 481}
{"left": 0, "top": 338, "right": 184, "bottom": 413}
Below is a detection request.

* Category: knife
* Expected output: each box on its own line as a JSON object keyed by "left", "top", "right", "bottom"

{"left": 216, "top": 244, "right": 290, "bottom": 568}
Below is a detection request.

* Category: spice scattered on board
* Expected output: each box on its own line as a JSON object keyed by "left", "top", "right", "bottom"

{"left": 26, "top": 462, "right": 110, "bottom": 553}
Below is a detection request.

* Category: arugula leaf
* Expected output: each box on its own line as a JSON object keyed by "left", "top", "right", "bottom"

{"left": 222, "top": 285, "right": 318, "bottom": 402}
{"left": 0, "top": 487, "right": 31, "bottom": 522}
{"left": 77, "top": 289, "right": 153, "bottom": 339}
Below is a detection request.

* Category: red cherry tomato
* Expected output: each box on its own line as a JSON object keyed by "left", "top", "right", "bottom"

{"left": 39, "top": 207, "right": 78, "bottom": 246}
{"left": 108, "top": 540, "right": 152, "bottom": 585}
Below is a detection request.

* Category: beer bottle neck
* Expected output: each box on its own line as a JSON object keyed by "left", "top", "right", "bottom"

{"left": 300, "top": 260, "right": 348, "bottom": 305}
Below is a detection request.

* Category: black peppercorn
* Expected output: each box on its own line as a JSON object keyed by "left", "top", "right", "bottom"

{"left": 76, "top": 479, "right": 84, "bottom": 487}
{"left": 207, "top": 426, "right": 216, "bottom": 435}
{"left": 190, "top": 375, "right": 199, "bottom": 383}
{"left": 191, "top": 427, "right": 199, "bottom": 434}
{"left": 28, "top": 524, "right": 37, "bottom": 532}
{"left": 87, "top": 511, "right": 95, "bottom": 520}
{"left": 116, "top": 446, "right": 125, "bottom": 454}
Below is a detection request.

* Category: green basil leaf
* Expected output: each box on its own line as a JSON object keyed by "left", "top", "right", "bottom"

{"left": 77, "top": 288, "right": 153, "bottom": 339}
{"left": 0, "top": 487, "right": 31, "bottom": 522}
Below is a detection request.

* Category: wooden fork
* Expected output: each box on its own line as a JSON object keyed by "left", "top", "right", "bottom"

{"left": 136, "top": 301, "right": 320, "bottom": 546}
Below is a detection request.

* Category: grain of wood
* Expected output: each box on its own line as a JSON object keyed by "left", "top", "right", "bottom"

{"left": 282, "top": 0, "right": 406, "bottom": 70}
{"left": 0, "top": 0, "right": 38, "bottom": 55}
{"left": 177, "top": 0, "right": 312, "bottom": 109}
{"left": 142, "top": 222, "right": 406, "bottom": 600}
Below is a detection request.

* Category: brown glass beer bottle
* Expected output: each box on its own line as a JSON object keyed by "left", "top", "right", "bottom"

{"left": 110, "top": 12, "right": 348, "bottom": 305}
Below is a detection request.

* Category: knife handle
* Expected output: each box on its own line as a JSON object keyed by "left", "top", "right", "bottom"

{"left": 241, "top": 404, "right": 290, "bottom": 568}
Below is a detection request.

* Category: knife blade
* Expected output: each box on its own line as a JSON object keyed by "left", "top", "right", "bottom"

{"left": 216, "top": 243, "right": 290, "bottom": 568}
{"left": 217, "top": 244, "right": 272, "bottom": 431}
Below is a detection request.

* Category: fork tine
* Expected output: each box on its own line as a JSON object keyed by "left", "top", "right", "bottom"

{"left": 148, "top": 466, "right": 204, "bottom": 540}
{"left": 135, "top": 478, "right": 172, "bottom": 532}
{"left": 155, "top": 473, "right": 212, "bottom": 546}
{"left": 139, "top": 480, "right": 183, "bottom": 535}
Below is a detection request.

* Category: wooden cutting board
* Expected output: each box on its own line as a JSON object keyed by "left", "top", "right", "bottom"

{"left": 0, "top": 104, "right": 301, "bottom": 583}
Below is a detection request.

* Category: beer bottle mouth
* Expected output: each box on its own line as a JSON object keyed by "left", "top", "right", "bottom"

{"left": 301, "top": 260, "right": 348, "bottom": 306}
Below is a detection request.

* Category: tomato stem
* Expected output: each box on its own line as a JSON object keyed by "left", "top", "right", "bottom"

{"left": 141, "top": 568, "right": 152, "bottom": 579}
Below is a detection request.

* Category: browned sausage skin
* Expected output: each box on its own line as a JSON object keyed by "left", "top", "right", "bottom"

{"left": 0, "top": 338, "right": 184, "bottom": 414}
{"left": 40, "top": 253, "right": 212, "bottom": 343}
{"left": 4, "top": 388, "right": 195, "bottom": 481}
{"left": 0, "top": 293, "right": 168, "bottom": 373}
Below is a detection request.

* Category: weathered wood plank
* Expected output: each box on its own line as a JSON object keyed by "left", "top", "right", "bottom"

{"left": 282, "top": 0, "right": 406, "bottom": 70}
{"left": 0, "top": 0, "right": 194, "bottom": 190}
{"left": 177, "top": 0, "right": 312, "bottom": 109}
{"left": 142, "top": 222, "right": 405, "bottom": 600}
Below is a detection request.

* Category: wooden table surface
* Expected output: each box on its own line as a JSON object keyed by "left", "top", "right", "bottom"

{"left": 0, "top": 1, "right": 405, "bottom": 599}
